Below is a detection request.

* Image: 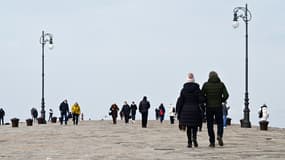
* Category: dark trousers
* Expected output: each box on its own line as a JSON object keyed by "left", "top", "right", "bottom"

{"left": 170, "top": 116, "right": 175, "bottom": 124}
{"left": 141, "top": 112, "right": 148, "bottom": 128}
{"left": 206, "top": 107, "right": 224, "bottom": 144}
{"left": 131, "top": 113, "right": 136, "bottom": 120}
{"left": 112, "top": 116, "right": 117, "bottom": 124}
{"left": 124, "top": 114, "right": 129, "bottom": 123}
{"left": 187, "top": 126, "right": 198, "bottom": 144}
{"left": 48, "top": 113, "right": 53, "bottom": 121}
{"left": 73, "top": 113, "right": 79, "bottom": 125}
{"left": 60, "top": 112, "right": 68, "bottom": 125}
{"left": 160, "top": 115, "right": 164, "bottom": 123}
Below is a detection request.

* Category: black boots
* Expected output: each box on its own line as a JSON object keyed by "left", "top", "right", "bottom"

{"left": 188, "top": 140, "right": 198, "bottom": 148}
{"left": 193, "top": 140, "right": 198, "bottom": 147}
{"left": 217, "top": 136, "right": 224, "bottom": 146}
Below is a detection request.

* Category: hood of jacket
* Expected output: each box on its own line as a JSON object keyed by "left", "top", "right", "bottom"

{"left": 208, "top": 74, "right": 221, "bottom": 83}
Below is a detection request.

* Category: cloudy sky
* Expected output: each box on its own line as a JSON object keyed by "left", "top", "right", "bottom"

{"left": 0, "top": 0, "right": 284, "bottom": 127}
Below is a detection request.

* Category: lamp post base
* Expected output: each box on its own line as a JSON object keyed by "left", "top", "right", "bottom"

{"left": 240, "top": 119, "right": 251, "bottom": 128}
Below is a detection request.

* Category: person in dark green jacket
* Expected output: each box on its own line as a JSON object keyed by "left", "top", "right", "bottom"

{"left": 202, "top": 71, "right": 229, "bottom": 148}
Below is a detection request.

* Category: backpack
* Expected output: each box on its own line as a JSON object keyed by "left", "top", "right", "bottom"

{"left": 159, "top": 109, "right": 164, "bottom": 116}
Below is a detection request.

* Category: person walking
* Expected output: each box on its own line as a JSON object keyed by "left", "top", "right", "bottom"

{"left": 0, "top": 108, "right": 5, "bottom": 125}
{"left": 71, "top": 102, "right": 81, "bottom": 125}
{"left": 176, "top": 73, "right": 205, "bottom": 148}
{"left": 31, "top": 108, "right": 38, "bottom": 123}
{"left": 139, "top": 96, "right": 150, "bottom": 128}
{"left": 59, "top": 99, "right": 69, "bottom": 125}
{"left": 202, "top": 71, "right": 229, "bottom": 147}
{"left": 110, "top": 103, "right": 119, "bottom": 124}
{"left": 121, "top": 101, "right": 131, "bottom": 124}
{"left": 48, "top": 109, "right": 53, "bottom": 122}
{"left": 155, "top": 108, "right": 160, "bottom": 120}
{"left": 158, "top": 103, "right": 166, "bottom": 123}
{"left": 169, "top": 104, "right": 176, "bottom": 124}
{"left": 130, "top": 101, "right": 137, "bottom": 123}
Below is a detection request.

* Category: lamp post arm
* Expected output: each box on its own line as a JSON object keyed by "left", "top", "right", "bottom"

{"left": 233, "top": 5, "right": 252, "bottom": 23}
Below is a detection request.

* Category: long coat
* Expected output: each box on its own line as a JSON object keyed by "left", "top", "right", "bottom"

{"left": 110, "top": 104, "right": 119, "bottom": 118}
{"left": 176, "top": 82, "right": 205, "bottom": 126}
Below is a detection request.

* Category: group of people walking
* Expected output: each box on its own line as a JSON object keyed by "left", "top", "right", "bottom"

{"left": 109, "top": 96, "right": 151, "bottom": 128}
{"left": 109, "top": 101, "right": 138, "bottom": 124}
{"left": 28, "top": 99, "right": 81, "bottom": 125}
{"left": 176, "top": 71, "right": 229, "bottom": 148}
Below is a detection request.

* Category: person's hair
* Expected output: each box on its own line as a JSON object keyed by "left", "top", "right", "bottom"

{"left": 209, "top": 71, "right": 218, "bottom": 78}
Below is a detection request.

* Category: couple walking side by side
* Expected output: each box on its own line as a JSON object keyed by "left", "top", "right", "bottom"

{"left": 176, "top": 71, "right": 229, "bottom": 148}
{"left": 59, "top": 99, "right": 81, "bottom": 125}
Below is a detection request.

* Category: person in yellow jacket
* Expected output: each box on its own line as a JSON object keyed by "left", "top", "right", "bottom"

{"left": 71, "top": 102, "right": 81, "bottom": 125}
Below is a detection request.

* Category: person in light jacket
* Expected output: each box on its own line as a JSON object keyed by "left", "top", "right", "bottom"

{"left": 169, "top": 104, "right": 176, "bottom": 124}
{"left": 71, "top": 102, "right": 81, "bottom": 125}
{"left": 258, "top": 104, "right": 269, "bottom": 121}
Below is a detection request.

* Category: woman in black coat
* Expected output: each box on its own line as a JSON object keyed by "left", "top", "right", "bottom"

{"left": 176, "top": 73, "right": 205, "bottom": 148}
{"left": 121, "top": 101, "right": 131, "bottom": 124}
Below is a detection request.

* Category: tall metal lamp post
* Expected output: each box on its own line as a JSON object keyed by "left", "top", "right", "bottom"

{"left": 232, "top": 4, "right": 252, "bottom": 128}
{"left": 40, "top": 30, "right": 54, "bottom": 123}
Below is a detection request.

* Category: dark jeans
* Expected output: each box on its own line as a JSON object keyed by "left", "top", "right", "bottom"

{"left": 124, "top": 114, "right": 129, "bottom": 123}
{"left": 206, "top": 107, "right": 224, "bottom": 144}
{"left": 160, "top": 115, "right": 164, "bottom": 123}
{"left": 187, "top": 126, "right": 198, "bottom": 144}
{"left": 131, "top": 113, "right": 136, "bottom": 120}
{"left": 48, "top": 113, "right": 53, "bottom": 121}
{"left": 60, "top": 112, "right": 68, "bottom": 125}
{"left": 141, "top": 112, "right": 148, "bottom": 128}
{"left": 73, "top": 113, "right": 79, "bottom": 125}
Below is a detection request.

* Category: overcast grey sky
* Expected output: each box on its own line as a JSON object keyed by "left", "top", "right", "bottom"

{"left": 0, "top": 0, "right": 284, "bottom": 127}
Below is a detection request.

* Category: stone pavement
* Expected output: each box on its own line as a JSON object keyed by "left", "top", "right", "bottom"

{"left": 0, "top": 120, "right": 285, "bottom": 160}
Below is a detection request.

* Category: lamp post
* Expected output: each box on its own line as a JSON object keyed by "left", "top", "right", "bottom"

{"left": 40, "top": 30, "right": 54, "bottom": 123}
{"left": 232, "top": 4, "right": 252, "bottom": 128}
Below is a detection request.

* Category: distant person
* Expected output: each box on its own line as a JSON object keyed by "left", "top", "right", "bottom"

{"left": 0, "top": 108, "right": 5, "bottom": 125}
{"left": 59, "top": 99, "right": 69, "bottom": 125}
{"left": 31, "top": 107, "right": 38, "bottom": 122}
{"left": 81, "top": 112, "right": 84, "bottom": 121}
{"left": 121, "top": 101, "right": 131, "bottom": 124}
{"left": 202, "top": 71, "right": 229, "bottom": 147}
{"left": 110, "top": 103, "right": 119, "bottom": 124}
{"left": 71, "top": 102, "right": 81, "bottom": 125}
{"left": 176, "top": 73, "right": 205, "bottom": 148}
{"left": 139, "top": 96, "right": 150, "bottom": 128}
{"left": 168, "top": 104, "right": 176, "bottom": 124}
{"left": 222, "top": 102, "right": 230, "bottom": 128}
{"left": 48, "top": 109, "right": 53, "bottom": 122}
{"left": 258, "top": 104, "right": 269, "bottom": 121}
{"left": 130, "top": 101, "right": 137, "bottom": 123}
{"left": 155, "top": 108, "right": 160, "bottom": 120}
{"left": 158, "top": 103, "right": 166, "bottom": 123}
